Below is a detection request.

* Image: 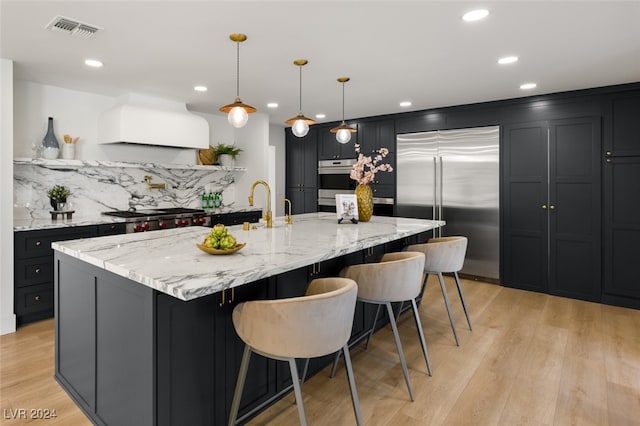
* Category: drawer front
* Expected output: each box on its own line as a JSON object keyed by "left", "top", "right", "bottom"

{"left": 15, "top": 226, "right": 99, "bottom": 259}
{"left": 15, "top": 283, "right": 54, "bottom": 316}
{"left": 15, "top": 257, "right": 53, "bottom": 287}
{"left": 225, "top": 211, "right": 261, "bottom": 226}
{"left": 98, "top": 223, "right": 126, "bottom": 236}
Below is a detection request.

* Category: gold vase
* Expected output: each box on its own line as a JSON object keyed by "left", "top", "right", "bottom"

{"left": 355, "top": 184, "right": 373, "bottom": 222}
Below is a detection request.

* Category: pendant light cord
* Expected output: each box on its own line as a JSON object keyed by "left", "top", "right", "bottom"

{"left": 299, "top": 65, "right": 303, "bottom": 113}
{"left": 341, "top": 81, "right": 346, "bottom": 123}
{"left": 236, "top": 41, "right": 240, "bottom": 98}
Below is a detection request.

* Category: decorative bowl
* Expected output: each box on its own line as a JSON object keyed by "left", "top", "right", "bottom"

{"left": 196, "top": 242, "right": 246, "bottom": 255}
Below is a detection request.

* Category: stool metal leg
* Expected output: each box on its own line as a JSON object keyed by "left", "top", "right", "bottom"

{"left": 228, "top": 344, "right": 252, "bottom": 426}
{"left": 410, "top": 299, "right": 432, "bottom": 376}
{"left": 329, "top": 349, "right": 342, "bottom": 378}
{"left": 454, "top": 271, "right": 472, "bottom": 331}
{"left": 288, "top": 358, "right": 308, "bottom": 426}
{"left": 364, "top": 304, "right": 382, "bottom": 349}
{"left": 385, "top": 302, "right": 414, "bottom": 401}
{"left": 342, "top": 344, "right": 364, "bottom": 426}
{"left": 300, "top": 358, "right": 310, "bottom": 384}
{"left": 437, "top": 272, "right": 460, "bottom": 346}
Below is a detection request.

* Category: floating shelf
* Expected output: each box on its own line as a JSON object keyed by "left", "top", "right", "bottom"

{"left": 13, "top": 157, "right": 246, "bottom": 172}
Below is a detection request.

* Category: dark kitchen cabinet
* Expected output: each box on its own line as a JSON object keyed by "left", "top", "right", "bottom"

{"left": 602, "top": 91, "right": 640, "bottom": 304}
{"left": 285, "top": 127, "right": 318, "bottom": 214}
{"left": 502, "top": 117, "right": 602, "bottom": 301}
{"left": 358, "top": 120, "right": 396, "bottom": 199}
{"left": 317, "top": 123, "right": 358, "bottom": 160}
{"left": 97, "top": 222, "right": 126, "bottom": 236}
{"left": 14, "top": 225, "right": 100, "bottom": 325}
{"left": 215, "top": 279, "right": 275, "bottom": 426}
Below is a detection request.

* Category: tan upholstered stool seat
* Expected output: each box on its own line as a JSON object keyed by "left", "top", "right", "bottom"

{"left": 407, "top": 236, "right": 472, "bottom": 346}
{"left": 228, "top": 278, "right": 363, "bottom": 426}
{"left": 332, "top": 251, "right": 431, "bottom": 402}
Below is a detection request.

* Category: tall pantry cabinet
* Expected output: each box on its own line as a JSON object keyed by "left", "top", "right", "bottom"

{"left": 602, "top": 91, "right": 640, "bottom": 306}
{"left": 502, "top": 117, "right": 602, "bottom": 301}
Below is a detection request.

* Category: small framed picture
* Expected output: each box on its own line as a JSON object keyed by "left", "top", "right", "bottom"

{"left": 336, "top": 194, "right": 358, "bottom": 224}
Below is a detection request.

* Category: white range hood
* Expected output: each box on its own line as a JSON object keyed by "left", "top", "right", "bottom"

{"left": 98, "top": 93, "right": 209, "bottom": 149}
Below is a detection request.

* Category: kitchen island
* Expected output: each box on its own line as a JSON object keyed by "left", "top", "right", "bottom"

{"left": 53, "top": 213, "right": 443, "bottom": 425}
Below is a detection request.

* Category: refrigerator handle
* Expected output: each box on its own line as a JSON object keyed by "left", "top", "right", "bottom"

{"left": 432, "top": 156, "right": 437, "bottom": 221}
{"left": 438, "top": 156, "right": 443, "bottom": 238}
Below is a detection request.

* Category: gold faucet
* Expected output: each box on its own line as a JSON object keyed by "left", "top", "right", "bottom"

{"left": 283, "top": 198, "right": 293, "bottom": 224}
{"left": 144, "top": 175, "right": 166, "bottom": 189}
{"left": 248, "top": 180, "right": 272, "bottom": 228}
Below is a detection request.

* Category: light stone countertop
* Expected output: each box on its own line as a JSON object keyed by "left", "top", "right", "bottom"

{"left": 52, "top": 213, "right": 444, "bottom": 301}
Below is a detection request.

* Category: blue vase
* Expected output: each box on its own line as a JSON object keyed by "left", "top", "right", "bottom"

{"left": 42, "top": 117, "right": 60, "bottom": 159}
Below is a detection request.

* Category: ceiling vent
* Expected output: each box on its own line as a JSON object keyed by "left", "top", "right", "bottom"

{"left": 45, "top": 15, "right": 102, "bottom": 38}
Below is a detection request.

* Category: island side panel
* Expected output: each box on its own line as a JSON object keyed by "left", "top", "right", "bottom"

{"left": 55, "top": 252, "right": 155, "bottom": 426}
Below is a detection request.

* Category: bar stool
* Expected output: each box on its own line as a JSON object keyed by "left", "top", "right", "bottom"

{"left": 332, "top": 251, "right": 431, "bottom": 401}
{"left": 228, "top": 277, "right": 363, "bottom": 426}
{"left": 407, "top": 236, "right": 472, "bottom": 346}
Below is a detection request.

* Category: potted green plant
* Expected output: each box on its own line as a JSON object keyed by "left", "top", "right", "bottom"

{"left": 214, "top": 143, "right": 243, "bottom": 168}
{"left": 47, "top": 185, "right": 71, "bottom": 210}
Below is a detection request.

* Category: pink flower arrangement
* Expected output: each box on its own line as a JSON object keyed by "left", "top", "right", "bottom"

{"left": 350, "top": 144, "right": 393, "bottom": 185}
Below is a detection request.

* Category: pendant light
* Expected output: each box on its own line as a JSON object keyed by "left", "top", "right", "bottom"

{"left": 219, "top": 33, "right": 256, "bottom": 128}
{"left": 285, "top": 59, "right": 315, "bottom": 138}
{"left": 330, "top": 77, "right": 357, "bottom": 144}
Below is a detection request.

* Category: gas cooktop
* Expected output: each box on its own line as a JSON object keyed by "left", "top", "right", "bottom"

{"left": 102, "top": 208, "right": 206, "bottom": 219}
{"left": 102, "top": 208, "right": 209, "bottom": 233}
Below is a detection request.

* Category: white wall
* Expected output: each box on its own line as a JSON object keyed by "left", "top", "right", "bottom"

{"left": 13, "top": 81, "right": 198, "bottom": 164}
{"left": 233, "top": 113, "right": 271, "bottom": 217}
{"left": 270, "top": 124, "right": 286, "bottom": 216}
{"left": 1, "top": 59, "right": 16, "bottom": 334}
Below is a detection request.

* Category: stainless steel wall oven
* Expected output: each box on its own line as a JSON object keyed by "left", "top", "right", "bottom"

{"left": 317, "top": 159, "right": 394, "bottom": 216}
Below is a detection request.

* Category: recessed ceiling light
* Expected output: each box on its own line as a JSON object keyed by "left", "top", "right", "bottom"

{"left": 193, "top": 86, "right": 207, "bottom": 92}
{"left": 462, "top": 9, "right": 489, "bottom": 22}
{"left": 399, "top": 101, "right": 412, "bottom": 107}
{"left": 267, "top": 102, "right": 278, "bottom": 108}
{"left": 84, "top": 59, "right": 103, "bottom": 68}
{"left": 498, "top": 56, "right": 519, "bottom": 65}
{"left": 315, "top": 113, "right": 326, "bottom": 119}
{"left": 520, "top": 83, "right": 537, "bottom": 90}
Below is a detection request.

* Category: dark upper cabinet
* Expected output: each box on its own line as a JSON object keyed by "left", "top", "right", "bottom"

{"left": 502, "top": 117, "right": 602, "bottom": 302}
{"left": 605, "top": 91, "right": 640, "bottom": 156}
{"left": 603, "top": 91, "right": 640, "bottom": 304}
{"left": 317, "top": 123, "right": 358, "bottom": 160}
{"left": 359, "top": 119, "right": 396, "bottom": 153}
{"left": 285, "top": 127, "right": 318, "bottom": 213}
{"left": 357, "top": 120, "right": 396, "bottom": 197}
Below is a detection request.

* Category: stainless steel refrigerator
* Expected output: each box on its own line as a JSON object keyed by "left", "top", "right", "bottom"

{"left": 396, "top": 125, "right": 500, "bottom": 281}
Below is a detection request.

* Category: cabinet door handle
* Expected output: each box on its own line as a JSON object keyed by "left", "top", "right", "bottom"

{"left": 35, "top": 268, "right": 41, "bottom": 274}
{"left": 606, "top": 151, "right": 612, "bottom": 156}
{"left": 219, "top": 290, "right": 226, "bottom": 307}
{"left": 542, "top": 205, "right": 547, "bottom": 209}
{"left": 35, "top": 240, "right": 42, "bottom": 246}
{"left": 34, "top": 295, "right": 41, "bottom": 301}
{"left": 606, "top": 158, "right": 612, "bottom": 163}
{"left": 550, "top": 205, "right": 556, "bottom": 210}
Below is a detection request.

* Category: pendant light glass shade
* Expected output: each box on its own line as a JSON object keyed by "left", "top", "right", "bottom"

{"left": 330, "top": 77, "right": 356, "bottom": 144}
{"left": 291, "top": 118, "right": 310, "bottom": 137}
{"left": 219, "top": 33, "right": 255, "bottom": 128}
{"left": 336, "top": 128, "right": 352, "bottom": 144}
{"left": 286, "top": 59, "right": 315, "bottom": 138}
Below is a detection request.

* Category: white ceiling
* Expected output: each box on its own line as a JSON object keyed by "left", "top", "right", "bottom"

{"left": 1, "top": 1, "right": 639, "bottom": 127}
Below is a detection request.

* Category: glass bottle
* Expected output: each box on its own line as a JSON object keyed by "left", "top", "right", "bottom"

{"left": 42, "top": 117, "right": 60, "bottom": 159}
{"left": 201, "top": 192, "right": 208, "bottom": 209}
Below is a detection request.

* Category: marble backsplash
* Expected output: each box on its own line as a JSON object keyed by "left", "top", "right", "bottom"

{"left": 14, "top": 158, "right": 243, "bottom": 220}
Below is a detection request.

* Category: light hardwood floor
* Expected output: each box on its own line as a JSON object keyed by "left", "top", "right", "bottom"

{"left": 2, "top": 276, "right": 639, "bottom": 425}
